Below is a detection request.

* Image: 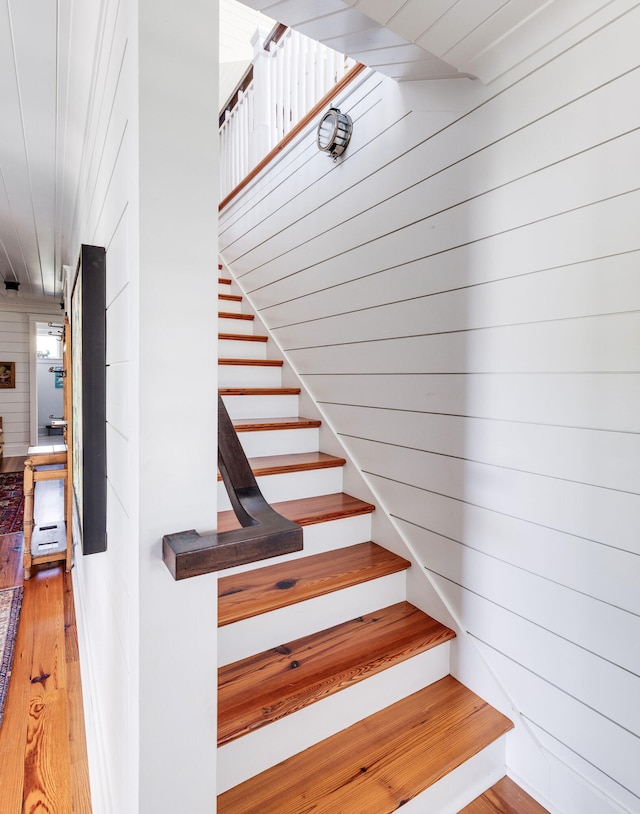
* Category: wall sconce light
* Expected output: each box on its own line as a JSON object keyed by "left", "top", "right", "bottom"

{"left": 4, "top": 280, "right": 19, "bottom": 300}
{"left": 317, "top": 107, "right": 352, "bottom": 159}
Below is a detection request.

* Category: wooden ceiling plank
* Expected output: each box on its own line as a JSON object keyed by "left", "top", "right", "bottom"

{"left": 385, "top": 0, "right": 458, "bottom": 43}
{"left": 442, "top": 0, "right": 550, "bottom": 67}
{"left": 416, "top": 0, "right": 509, "bottom": 58}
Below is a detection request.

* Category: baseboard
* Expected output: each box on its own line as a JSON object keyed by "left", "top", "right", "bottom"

{"left": 72, "top": 565, "right": 114, "bottom": 814}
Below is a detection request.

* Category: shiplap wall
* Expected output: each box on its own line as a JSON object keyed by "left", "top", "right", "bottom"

{"left": 0, "top": 309, "right": 29, "bottom": 453}
{"left": 60, "top": 0, "right": 138, "bottom": 810}
{"left": 219, "top": 6, "right": 640, "bottom": 813}
{"left": 64, "top": 0, "right": 219, "bottom": 811}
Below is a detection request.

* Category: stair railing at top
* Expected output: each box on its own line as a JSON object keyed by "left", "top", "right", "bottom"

{"left": 219, "top": 22, "right": 356, "bottom": 200}
{"left": 162, "top": 395, "right": 303, "bottom": 580}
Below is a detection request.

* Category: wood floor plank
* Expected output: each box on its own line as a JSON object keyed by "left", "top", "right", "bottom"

{"left": 1, "top": 455, "right": 26, "bottom": 474}
{"left": 218, "top": 676, "right": 513, "bottom": 813}
{"left": 0, "top": 464, "right": 90, "bottom": 813}
{"left": 23, "top": 568, "right": 72, "bottom": 813}
{"left": 217, "top": 492, "right": 375, "bottom": 532}
{"left": 0, "top": 575, "right": 31, "bottom": 812}
{"left": 0, "top": 532, "right": 23, "bottom": 589}
{"left": 63, "top": 571, "right": 92, "bottom": 813}
{"left": 218, "top": 602, "right": 455, "bottom": 745}
{"left": 218, "top": 542, "right": 410, "bottom": 626}
{"left": 460, "top": 776, "right": 550, "bottom": 813}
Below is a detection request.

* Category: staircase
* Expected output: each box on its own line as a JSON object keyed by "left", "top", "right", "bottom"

{"left": 216, "top": 265, "right": 516, "bottom": 812}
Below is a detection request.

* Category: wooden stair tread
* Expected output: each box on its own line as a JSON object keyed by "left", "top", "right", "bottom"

{"left": 217, "top": 675, "right": 513, "bottom": 812}
{"left": 460, "top": 777, "right": 550, "bottom": 813}
{"left": 219, "top": 387, "right": 300, "bottom": 396}
{"left": 232, "top": 416, "right": 320, "bottom": 432}
{"left": 218, "top": 332, "right": 267, "bottom": 342}
{"left": 217, "top": 492, "right": 375, "bottom": 532}
{"left": 216, "top": 451, "right": 346, "bottom": 482}
{"left": 218, "top": 277, "right": 231, "bottom": 285}
{"left": 219, "top": 293, "right": 242, "bottom": 302}
{"left": 218, "top": 541, "right": 410, "bottom": 626}
{"left": 218, "top": 311, "right": 253, "bottom": 321}
{"left": 219, "top": 358, "right": 283, "bottom": 367}
{"left": 218, "top": 601, "right": 456, "bottom": 745}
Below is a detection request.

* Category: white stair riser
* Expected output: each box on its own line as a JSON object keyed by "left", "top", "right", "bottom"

{"left": 218, "top": 316, "right": 254, "bottom": 334}
{"left": 237, "top": 427, "right": 319, "bottom": 457}
{"left": 219, "top": 571, "right": 407, "bottom": 666}
{"left": 218, "top": 297, "right": 242, "bottom": 314}
{"left": 217, "top": 466, "right": 343, "bottom": 512}
{"left": 218, "top": 364, "right": 282, "bottom": 389}
{"left": 218, "top": 339, "right": 267, "bottom": 359}
{"left": 396, "top": 737, "right": 507, "bottom": 814}
{"left": 221, "top": 394, "right": 299, "bottom": 420}
{"left": 221, "top": 514, "right": 373, "bottom": 578}
{"left": 218, "top": 283, "right": 231, "bottom": 295}
{"left": 217, "top": 643, "right": 452, "bottom": 792}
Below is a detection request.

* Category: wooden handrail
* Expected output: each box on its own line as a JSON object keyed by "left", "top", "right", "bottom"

{"left": 162, "top": 396, "right": 303, "bottom": 580}
{"left": 263, "top": 22, "right": 288, "bottom": 51}
{"left": 219, "top": 62, "right": 367, "bottom": 211}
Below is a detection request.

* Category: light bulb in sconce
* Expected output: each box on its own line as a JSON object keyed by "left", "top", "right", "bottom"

{"left": 317, "top": 107, "right": 353, "bottom": 159}
{"left": 4, "top": 280, "right": 19, "bottom": 300}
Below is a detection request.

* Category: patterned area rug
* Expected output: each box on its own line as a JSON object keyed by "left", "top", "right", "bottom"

{"left": 0, "top": 586, "right": 23, "bottom": 729}
{"left": 0, "top": 472, "right": 24, "bottom": 535}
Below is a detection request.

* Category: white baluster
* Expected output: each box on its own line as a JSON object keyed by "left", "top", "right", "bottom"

{"left": 290, "top": 30, "right": 300, "bottom": 127}
{"left": 283, "top": 29, "right": 293, "bottom": 135}
{"left": 250, "top": 28, "right": 272, "bottom": 167}
{"left": 219, "top": 24, "right": 353, "bottom": 197}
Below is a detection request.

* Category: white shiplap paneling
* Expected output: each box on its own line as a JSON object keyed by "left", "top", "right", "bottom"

{"left": 219, "top": 6, "right": 640, "bottom": 812}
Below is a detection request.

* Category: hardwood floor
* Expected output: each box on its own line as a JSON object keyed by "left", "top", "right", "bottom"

{"left": 1, "top": 454, "right": 26, "bottom": 473}
{"left": 0, "top": 456, "right": 91, "bottom": 813}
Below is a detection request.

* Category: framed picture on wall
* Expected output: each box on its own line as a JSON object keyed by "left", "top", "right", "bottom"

{"left": 70, "top": 244, "right": 107, "bottom": 555}
{"left": 0, "top": 362, "right": 15, "bottom": 388}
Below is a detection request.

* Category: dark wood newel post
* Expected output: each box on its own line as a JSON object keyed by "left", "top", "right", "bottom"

{"left": 162, "top": 396, "right": 303, "bottom": 579}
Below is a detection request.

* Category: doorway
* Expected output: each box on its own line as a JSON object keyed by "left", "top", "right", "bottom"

{"left": 29, "top": 316, "right": 65, "bottom": 446}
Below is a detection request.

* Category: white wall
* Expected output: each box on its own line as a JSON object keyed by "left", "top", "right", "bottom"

{"left": 61, "top": 0, "right": 219, "bottom": 812}
{"left": 36, "top": 357, "right": 63, "bottom": 429}
{"left": 219, "top": 6, "right": 640, "bottom": 813}
{"left": 0, "top": 303, "right": 68, "bottom": 454}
